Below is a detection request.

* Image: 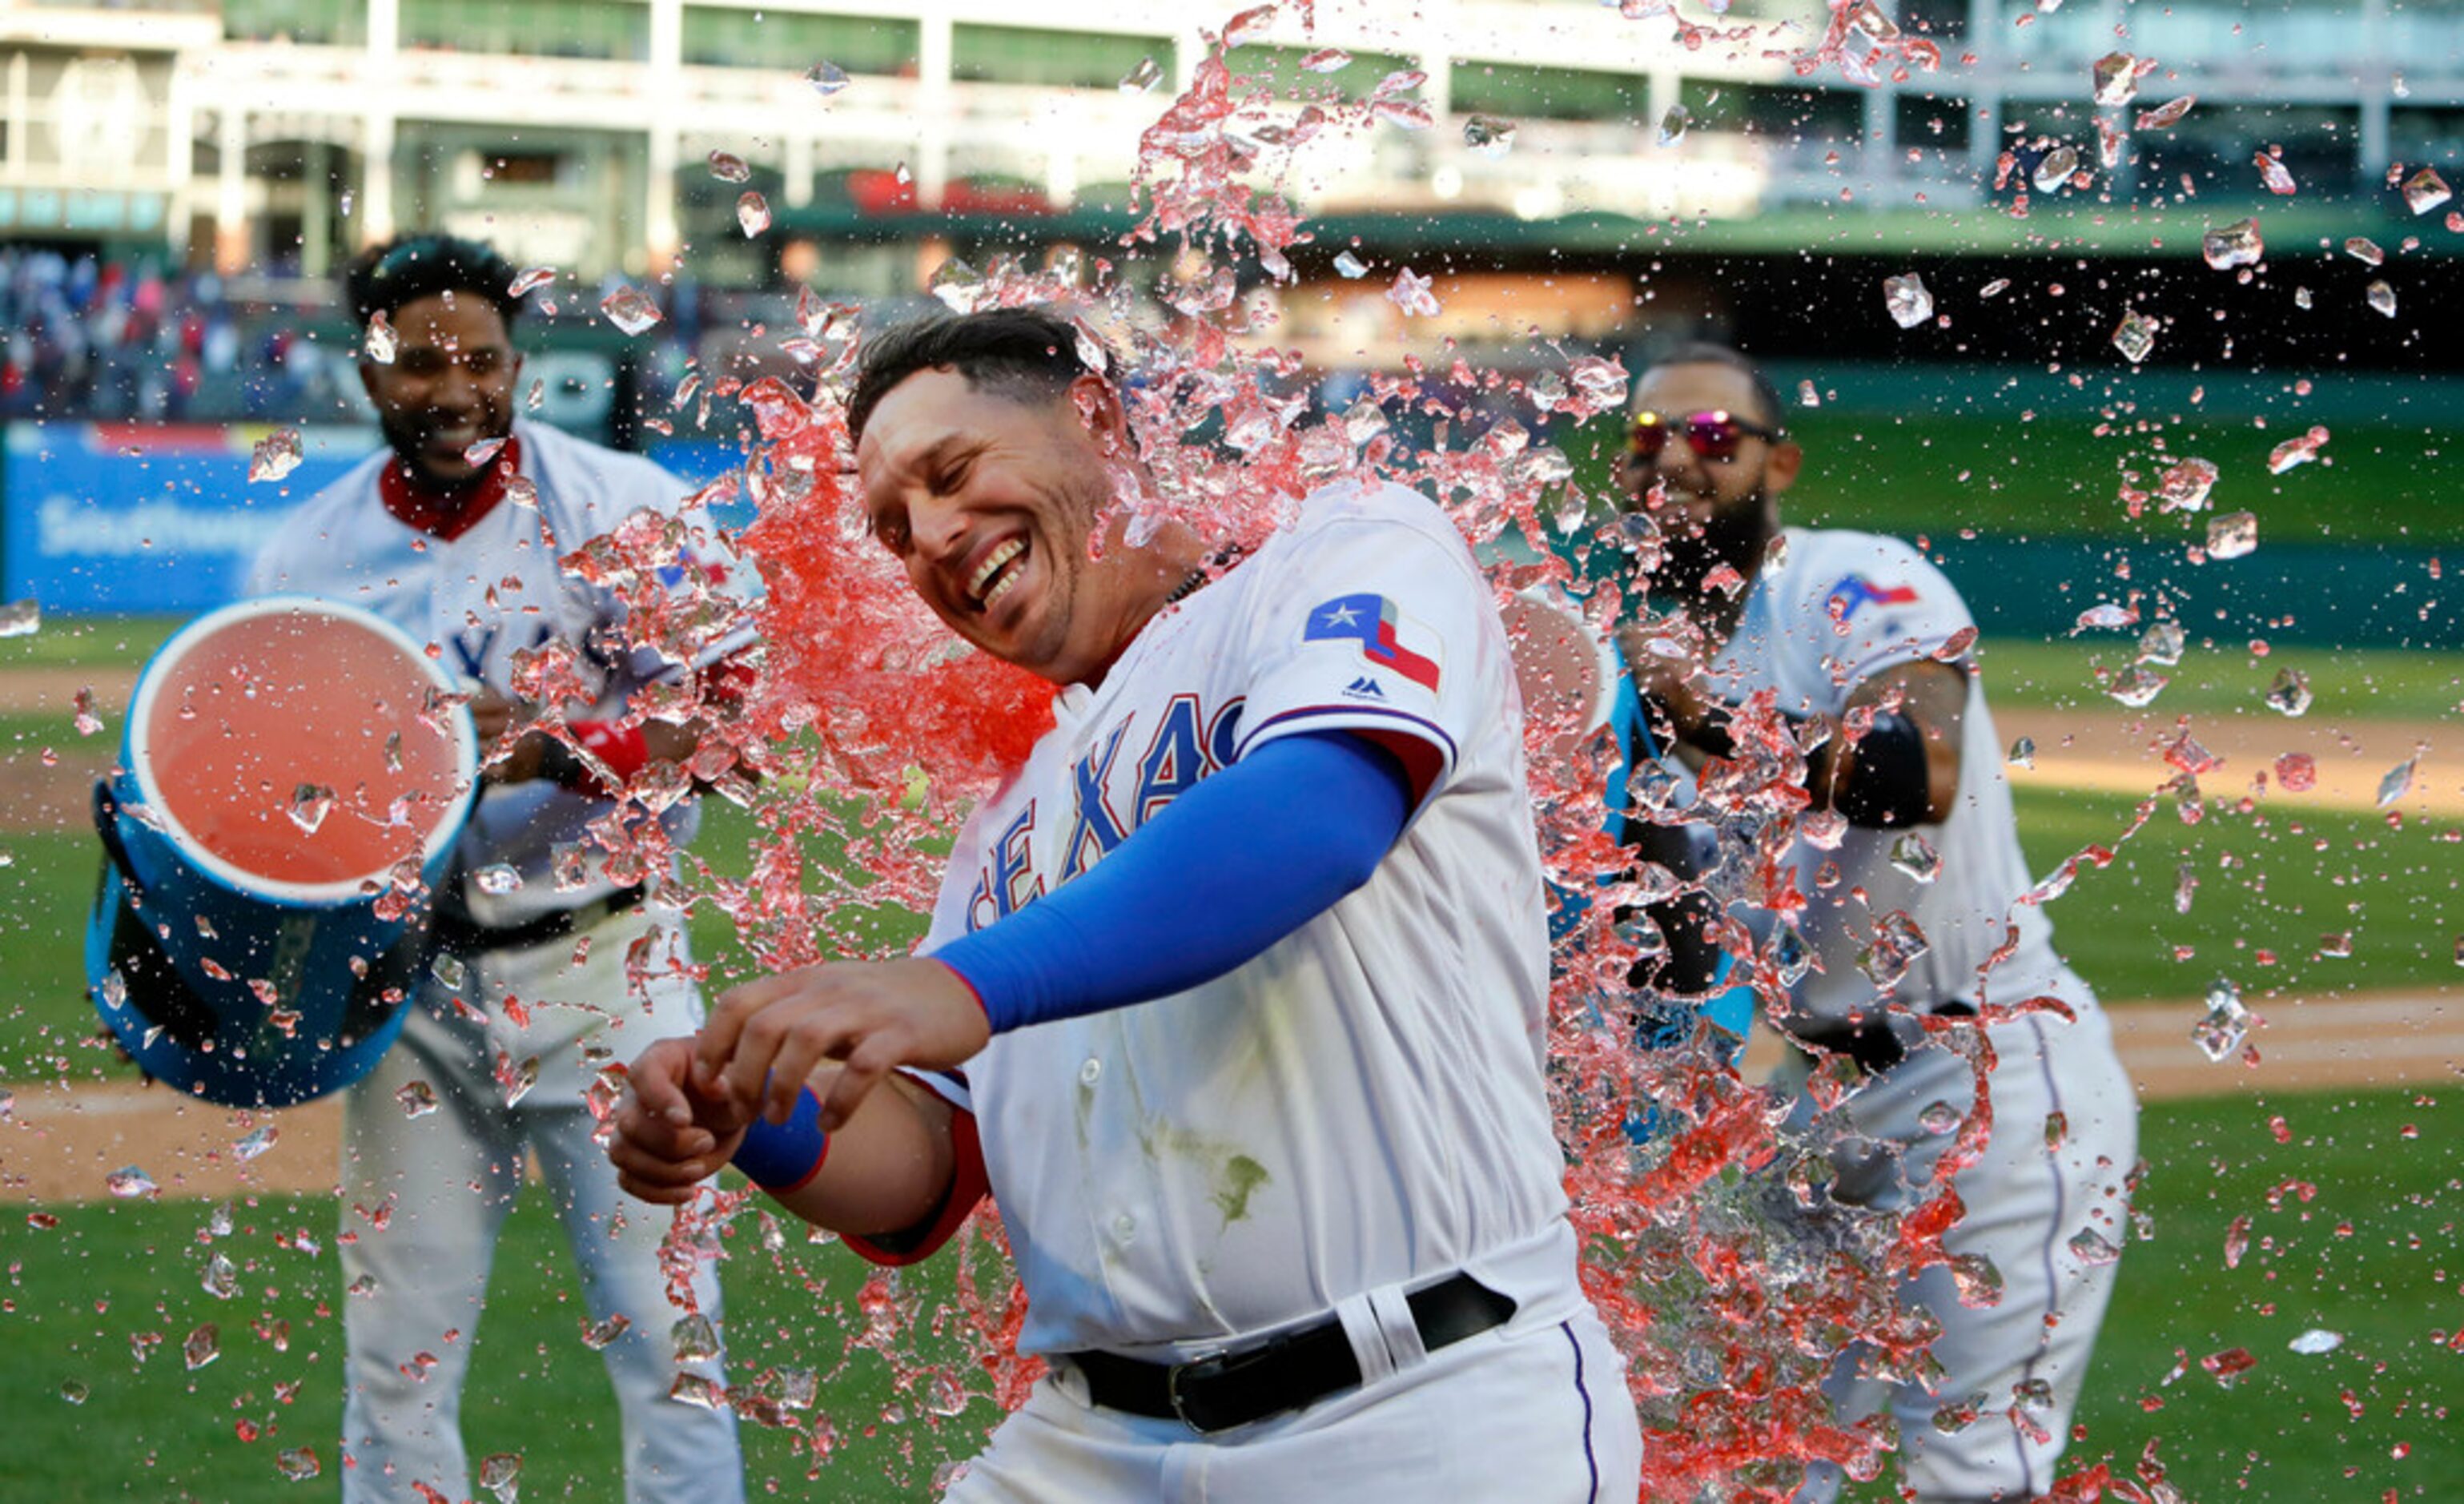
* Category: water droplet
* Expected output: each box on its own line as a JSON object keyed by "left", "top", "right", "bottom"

{"left": 1300, "top": 46, "right": 1350, "bottom": 72}
{"left": 1918, "top": 1100, "right": 1964, "bottom": 1135}
{"left": 1462, "top": 115, "right": 1517, "bottom": 157}
{"left": 805, "top": 61, "right": 850, "bottom": 95}
{"left": 0, "top": 598, "right": 38, "bottom": 638}
{"left": 275, "top": 1446, "right": 320, "bottom": 1481}
{"left": 364, "top": 310, "right": 396, "bottom": 364}
{"left": 1223, "top": 5, "right": 1277, "bottom": 47}
{"left": 707, "top": 151, "right": 750, "bottom": 183}
{"left": 1796, "top": 379, "right": 1823, "bottom": 408}
{"left": 1388, "top": 267, "right": 1440, "bottom": 318}
{"left": 501, "top": 1053, "right": 540, "bottom": 1108}
{"left": 2136, "top": 621, "right": 2185, "bottom": 665}
{"left": 1118, "top": 56, "right": 1163, "bottom": 93}
{"left": 106, "top": 1165, "right": 156, "bottom": 1199}
{"left": 2376, "top": 754, "right": 2418, "bottom": 807}
{"left": 581, "top": 1313, "right": 632, "bottom": 1350}
{"left": 2111, "top": 310, "right": 2159, "bottom": 364}
{"left": 184, "top": 1322, "right": 221, "bottom": 1369}
{"left": 1658, "top": 104, "right": 1692, "bottom": 147}
{"left": 72, "top": 686, "right": 102, "bottom": 737}
{"left": 2288, "top": 1329, "right": 2342, "bottom": 1356}
{"left": 2044, "top": 1111, "right": 2068, "bottom": 1148}
{"left": 2366, "top": 280, "right": 2398, "bottom": 318}
{"left": 286, "top": 783, "right": 335, "bottom": 835}
{"left": 1371, "top": 95, "right": 1433, "bottom": 131}
{"left": 508, "top": 265, "right": 557, "bottom": 297}
{"left": 2266, "top": 424, "right": 2329, "bottom": 474}
{"left": 923, "top": 1369, "right": 970, "bottom": 1416}
{"left": 2205, "top": 510, "right": 2257, "bottom": 560}
{"left": 2253, "top": 151, "right": 2297, "bottom": 195}
{"left": 2191, "top": 977, "right": 2249, "bottom": 1062}
{"left": 2067, "top": 1227, "right": 2122, "bottom": 1266}
{"left": 927, "top": 257, "right": 984, "bottom": 312}
{"left": 2136, "top": 95, "right": 2195, "bottom": 130}
{"left": 599, "top": 285, "right": 664, "bottom": 336}
{"left": 2402, "top": 167, "right": 2452, "bottom": 215}
{"left": 1883, "top": 272, "right": 1933, "bottom": 329}
{"left": 234, "top": 1125, "right": 279, "bottom": 1163}
{"left": 2174, "top": 862, "right": 2199, "bottom": 914}
{"left": 59, "top": 1378, "right": 89, "bottom": 1405}
{"left": 396, "top": 1080, "right": 439, "bottom": 1118}
{"left": 2032, "top": 145, "right": 2080, "bottom": 193}
{"left": 2008, "top": 736, "right": 2036, "bottom": 769}
{"left": 249, "top": 428, "right": 305, "bottom": 484}
{"left": 2090, "top": 51, "right": 2144, "bottom": 106}
{"left": 1890, "top": 832, "right": 1943, "bottom": 883}
{"left": 2275, "top": 751, "right": 2317, "bottom": 790}
{"left": 2201, "top": 218, "right": 2263, "bottom": 270}
{"left": 734, "top": 190, "right": 771, "bottom": 239}
{"left": 472, "top": 863, "right": 523, "bottom": 895}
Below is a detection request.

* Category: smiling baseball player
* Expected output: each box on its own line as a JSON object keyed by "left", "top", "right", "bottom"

{"left": 247, "top": 234, "right": 752, "bottom": 1504}
{"left": 609, "top": 307, "right": 1644, "bottom": 1501}
{"left": 1608, "top": 342, "right": 2139, "bottom": 1502}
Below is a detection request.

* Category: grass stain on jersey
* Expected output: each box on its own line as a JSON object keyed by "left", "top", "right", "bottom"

{"left": 1212, "top": 1155, "right": 1271, "bottom": 1225}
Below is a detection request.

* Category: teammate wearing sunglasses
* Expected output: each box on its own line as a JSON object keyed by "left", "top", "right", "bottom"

{"left": 1608, "top": 343, "right": 2137, "bottom": 1502}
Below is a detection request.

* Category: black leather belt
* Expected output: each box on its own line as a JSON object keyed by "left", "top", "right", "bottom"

{"left": 1067, "top": 1273, "right": 1517, "bottom": 1435}
{"left": 429, "top": 884, "right": 648, "bottom": 956}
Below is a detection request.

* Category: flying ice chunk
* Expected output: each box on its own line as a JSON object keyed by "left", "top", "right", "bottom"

{"left": 2265, "top": 667, "right": 2312, "bottom": 717}
{"left": 249, "top": 428, "right": 304, "bottom": 484}
{"left": 2266, "top": 425, "right": 2329, "bottom": 474}
{"left": 2111, "top": 310, "right": 2158, "bottom": 364}
{"left": 2204, "top": 511, "right": 2257, "bottom": 560}
{"left": 1890, "top": 832, "right": 1943, "bottom": 883}
{"left": 736, "top": 191, "right": 771, "bottom": 238}
{"left": 2377, "top": 753, "right": 2418, "bottom": 807}
{"left": 1224, "top": 5, "right": 1277, "bottom": 47}
{"left": 234, "top": 1125, "right": 279, "bottom": 1164}
{"left": 2105, "top": 666, "right": 2168, "bottom": 707}
{"left": 2201, "top": 219, "right": 2263, "bottom": 271}
{"left": 1300, "top": 47, "right": 1350, "bottom": 73}
{"left": 2288, "top": 1329, "right": 2342, "bottom": 1356}
{"left": 2008, "top": 736, "right": 2036, "bottom": 769}
{"left": 600, "top": 285, "right": 664, "bottom": 336}
{"left": 805, "top": 61, "right": 850, "bottom": 96}
{"left": 364, "top": 310, "right": 396, "bottom": 364}
{"left": 1883, "top": 272, "right": 1933, "bottom": 329}
{"left": 707, "top": 151, "right": 749, "bottom": 183}
{"left": 0, "top": 599, "right": 36, "bottom": 638}
{"left": 480, "top": 1454, "right": 523, "bottom": 1503}
{"left": 1463, "top": 115, "right": 1517, "bottom": 157}
{"left": 107, "top": 1165, "right": 157, "bottom": 1198}
{"left": 287, "top": 783, "right": 335, "bottom": 834}
{"left": 2274, "top": 751, "right": 2317, "bottom": 790}
{"left": 2091, "top": 52, "right": 2146, "bottom": 107}
{"left": 2067, "top": 1227, "right": 2123, "bottom": 1266}
{"left": 1118, "top": 56, "right": 1162, "bottom": 93}
{"left": 1388, "top": 267, "right": 1441, "bottom": 317}
{"left": 1658, "top": 104, "right": 1692, "bottom": 147}
{"left": 276, "top": 1449, "right": 320, "bottom": 1482}
{"left": 2136, "top": 95, "right": 2195, "bottom": 131}
{"left": 2366, "top": 281, "right": 2398, "bottom": 318}
{"left": 2137, "top": 621, "right": 2185, "bottom": 665}
{"left": 2190, "top": 977, "right": 2249, "bottom": 1062}
{"left": 2032, "top": 145, "right": 2080, "bottom": 193}
{"left": 1332, "top": 250, "right": 1369, "bottom": 279}
{"left": 1918, "top": 1100, "right": 1963, "bottom": 1135}
{"left": 2157, "top": 456, "right": 2218, "bottom": 512}
{"left": 2253, "top": 151, "right": 2297, "bottom": 195}
{"left": 2403, "top": 167, "right": 2453, "bottom": 215}
{"left": 508, "top": 265, "right": 557, "bottom": 297}
{"left": 396, "top": 1080, "right": 440, "bottom": 1118}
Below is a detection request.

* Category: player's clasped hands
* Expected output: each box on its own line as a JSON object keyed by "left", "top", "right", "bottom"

{"left": 610, "top": 958, "right": 991, "bottom": 1200}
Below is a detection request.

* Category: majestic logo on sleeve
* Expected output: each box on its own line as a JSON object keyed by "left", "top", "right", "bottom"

{"left": 1826, "top": 574, "right": 1920, "bottom": 623}
{"left": 1304, "top": 593, "right": 1441, "bottom": 691}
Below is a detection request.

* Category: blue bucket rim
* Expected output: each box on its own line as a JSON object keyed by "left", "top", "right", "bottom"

{"left": 125, "top": 595, "right": 480, "bottom": 907}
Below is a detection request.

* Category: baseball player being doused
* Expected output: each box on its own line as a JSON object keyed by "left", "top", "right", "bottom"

{"left": 609, "top": 307, "right": 1646, "bottom": 1501}
{"left": 247, "top": 234, "right": 754, "bottom": 1504}
{"left": 1603, "top": 340, "right": 2139, "bottom": 1502}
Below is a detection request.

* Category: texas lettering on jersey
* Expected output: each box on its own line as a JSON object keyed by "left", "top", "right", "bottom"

{"left": 963, "top": 693, "right": 1246, "bottom": 935}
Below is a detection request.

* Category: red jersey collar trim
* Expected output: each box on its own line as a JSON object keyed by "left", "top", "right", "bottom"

{"left": 378, "top": 433, "right": 523, "bottom": 542}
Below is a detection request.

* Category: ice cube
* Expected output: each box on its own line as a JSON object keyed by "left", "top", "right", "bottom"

{"left": 805, "top": 61, "right": 850, "bottom": 95}
{"left": 599, "top": 285, "right": 664, "bottom": 336}
{"left": 364, "top": 310, "right": 396, "bottom": 364}
{"left": 1118, "top": 56, "right": 1162, "bottom": 92}
{"left": 2366, "top": 280, "right": 2398, "bottom": 318}
{"left": 0, "top": 598, "right": 37, "bottom": 638}
{"left": 1883, "top": 272, "right": 1933, "bottom": 329}
{"left": 2402, "top": 167, "right": 2452, "bottom": 215}
{"left": 2201, "top": 219, "right": 2263, "bottom": 271}
{"left": 735, "top": 191, "right": 771, "bottom": 238}
{"left": 2190, "top": 978, "right": 2248, "bottom": 1062}
{"left": 1658, "top": 104, "right": 1691, "bottom": 147}
{"left": 2090, "top": 51, "right": 2144, "bottom": 107}
{"left": 707, "top": 151, "right": 750, "bottom": 183}
{"left": 2111, "top": 310, "right": 2158, "bottom": 364}
{"left": 2204, "top": 511, "right": 2257, "bottom": 560}
{"left": 1463, "top": 115, "right": 1517, "bottom": 157}
{"left": 249, "top": 428, "right": 304, "bottom": 484}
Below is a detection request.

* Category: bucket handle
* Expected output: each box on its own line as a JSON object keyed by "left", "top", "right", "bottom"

{"left": 91, "top": 778, "right": 147, "bottom": 899}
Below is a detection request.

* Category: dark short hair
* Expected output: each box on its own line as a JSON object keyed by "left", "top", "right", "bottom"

{"left": 1643, "top": 340, "right": 1788, "bottom": 434}
{"left": 847, "top": 308, "right": 1110, "bottom": 441}
{"left": 344, "top": 234, "right": 522, "bottom": 333}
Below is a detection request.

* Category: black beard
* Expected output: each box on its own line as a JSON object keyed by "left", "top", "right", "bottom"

{"left": 1645, "top": 490, "right": 1772, "bottom": 609}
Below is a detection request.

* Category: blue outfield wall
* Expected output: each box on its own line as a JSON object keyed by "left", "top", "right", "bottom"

{"left": 2, "top": 424, "right": 2450, "bottom": 649}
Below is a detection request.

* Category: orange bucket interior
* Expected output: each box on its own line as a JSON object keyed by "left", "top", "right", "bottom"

{"left": 143, "top": 609, "right": 466, "bottom": 887}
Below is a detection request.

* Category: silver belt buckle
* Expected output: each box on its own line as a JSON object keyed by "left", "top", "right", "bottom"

{"left": 1164, "top": 1348, "right": 1234, "bottom": 1434}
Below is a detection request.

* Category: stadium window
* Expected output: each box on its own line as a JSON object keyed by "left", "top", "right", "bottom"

{"left": 1449, "top": 61, "right": 1640, "bottom": 123}
{"left": 222, "top": 0, "right": 368, "bottom": 46}
{"left": 1893, "top": 94, "right": 1970, "bottom": 154}
{"left": 1724, "top": 82, "right": 1863, "bottom": 147}
{"left": 680, "top": 8, "right": 919, "bottom": 74}
{"left": 950, "top": 26, "right": 1173, "bottom": 91}
{"left": 400, "top": 0, "right": 649, "bottom": 62}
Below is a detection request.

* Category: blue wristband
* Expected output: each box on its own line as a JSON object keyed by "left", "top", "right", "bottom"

{"left": 730, "top": 1085, "right": 830, "bottom": 1192}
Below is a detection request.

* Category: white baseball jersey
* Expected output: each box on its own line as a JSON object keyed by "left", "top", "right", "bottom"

{"left": 1702, "top": 527, "right": 2088, "bottom": 1023}
{"left": 245, "top": 419, "right": 758, "bottom": 927}
{"left": 910, "top": 480, "right": 1580, "bottom": 1361}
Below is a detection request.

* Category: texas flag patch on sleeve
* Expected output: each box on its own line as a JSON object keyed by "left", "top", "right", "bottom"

{"left": 1304, "top": 593, "right": 1442, "bottom": 691}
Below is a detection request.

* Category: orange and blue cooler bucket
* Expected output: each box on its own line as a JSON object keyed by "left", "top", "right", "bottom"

{"left": 85, "top": 597, "right": 479, "bottom": 1106}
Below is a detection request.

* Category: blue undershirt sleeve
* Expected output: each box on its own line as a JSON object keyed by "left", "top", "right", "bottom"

{"left": 929, "top": 730, "right": 1415, "bottom": 1035}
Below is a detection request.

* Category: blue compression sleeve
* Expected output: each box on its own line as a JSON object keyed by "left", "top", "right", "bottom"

{"left": 931, "top": 730, "right": 1415, "bottom": 1034}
